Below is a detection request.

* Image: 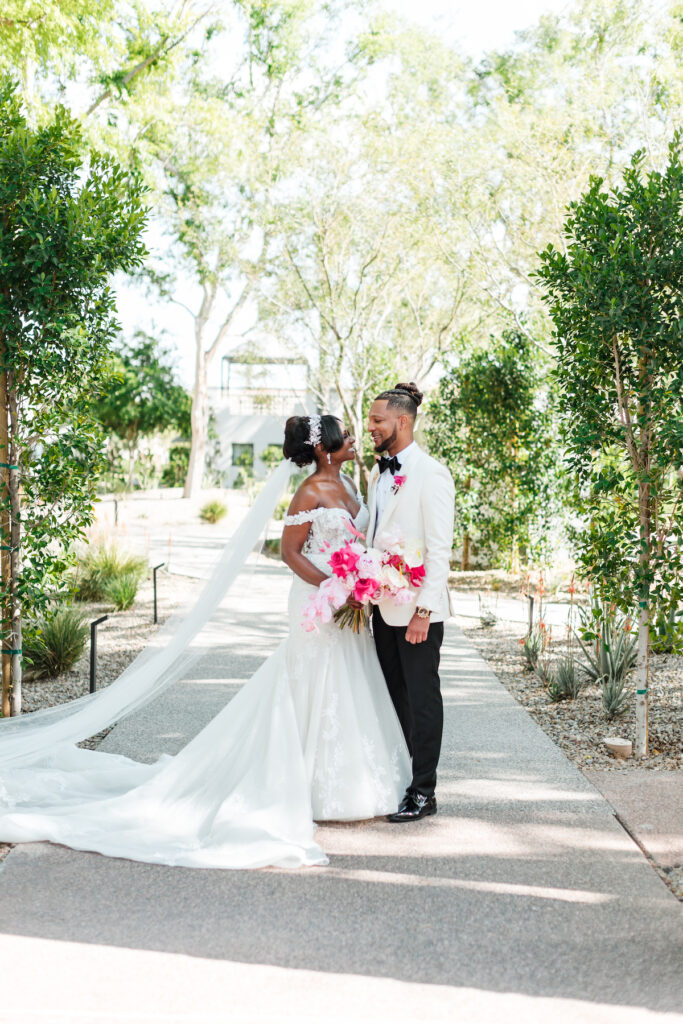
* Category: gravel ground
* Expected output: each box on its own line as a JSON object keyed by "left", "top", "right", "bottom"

{"left": 456, "top": 614, "right": 682, "bottom": 771}
{"left": 21, "top": 571, "right": 205, "bottom": 750}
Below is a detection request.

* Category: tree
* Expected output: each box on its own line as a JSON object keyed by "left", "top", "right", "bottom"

{"left": 92, "top": 332, "right": 191, "bottom": 490}
{"left": 536, "top": 138, "right": 683, "bottom": 757}
{"left": 0, "top": 0, "right": 214, "bottom": 122}
{"left": 436, "top": 0, "right": 683, "bottom": 351}
{"left": 142, "top": 0, "right": 363, "bottom": 498}
{"left": 0, "top": 83, "right": 147, "bottom": 715}
{"left": 263, "top": 25, "right": 472, "bottom": 485}
{"left": 426, "top": 329, "right": 559, "bottom": 571}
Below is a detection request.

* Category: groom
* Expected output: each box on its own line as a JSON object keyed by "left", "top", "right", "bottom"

{"left": 366, "top": 383, "right": 455, "bottom": 822}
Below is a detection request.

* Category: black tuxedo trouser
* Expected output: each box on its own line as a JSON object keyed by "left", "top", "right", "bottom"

{"left": 372, "top": 607, "right": 444, "bottom": 798}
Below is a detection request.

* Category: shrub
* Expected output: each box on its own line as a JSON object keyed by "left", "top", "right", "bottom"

{"left": 160, "top": 444, "right": 190, "bottom": 488}
{"left": 546, "top": 655, "right": 584, "bottom": 702}
{"left": 199, "top": 500, "right": 227, "bottom": 524}
{"left": 262, "top": 538, "right": 281, "bottom": 559}
{"left": 521, "top": 625, "right": 544, "bottom": 671}
{"left": 478, "top": 594, "right": 498, "bottom": 628}
{"left": 534, "top": 655, "right": 553, "bottom": 687}
{"left": 104, "top": 573, "right": 139, "bottom": 611}
{"left": 73, "top": 541, "right": 147, "bottom": 602}
{"left": 272, "top": 497, "right": 291, "bottom": 522}
{"left": 650, "top": 606, "right": 683, "bottom": 654}
{"left": 23, "top": 607, "right": 89, "bottom": 678}
{"left": 575, "top": 600, "right": 637, "bottom": 686}
{"left": 602, "top": 676, "right": 630, "bottom": 719}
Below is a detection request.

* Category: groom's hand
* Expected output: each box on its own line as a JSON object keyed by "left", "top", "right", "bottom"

{"left": 405, "top": 612, "right": 429, "bottom": 644}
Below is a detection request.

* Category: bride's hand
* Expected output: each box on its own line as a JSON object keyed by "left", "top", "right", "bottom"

{"left": 346, "top": 596, "right": 363, "bottom": 610}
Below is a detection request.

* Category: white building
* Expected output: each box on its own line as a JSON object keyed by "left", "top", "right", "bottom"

{"left": 209, "top": 337, "right": 317, "bottom": 486}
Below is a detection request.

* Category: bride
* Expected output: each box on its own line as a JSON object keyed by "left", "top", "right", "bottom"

{"left": 0, "top": 414, "right": 411, "bottom": 869}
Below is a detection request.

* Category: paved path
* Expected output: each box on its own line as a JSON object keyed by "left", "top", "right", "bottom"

{"left": 0, "top": 561, "right": 681, "bottom": 1024}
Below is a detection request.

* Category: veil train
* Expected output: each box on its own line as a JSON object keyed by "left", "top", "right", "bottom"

{"left": 0, "top": 458, "right": 296, "bottom": 769}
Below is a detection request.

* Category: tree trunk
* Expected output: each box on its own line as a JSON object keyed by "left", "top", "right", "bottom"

{"left": 0, "top": 364, "right": 10, "bottom": 717}
{"left": 461, "top": 476, "right": 472, "bottom": 571}
{"left": 7, "top": 377, "right": 21, "bottom": 716}
{"left": 510, "top": 536, "right": 520, "bottom": 575}
{"left": 635, "top": 475, "right": 651, "bottom": 757}
{"left": 127, "top": 441, "right": 136, "bottom": 492}
{"left": 351, "top": 394, "right": 365, "bottom": 493}
{"left": 184, "top": 344, "right": 208, "bottom": 499}
{"left": 461, "top": 533, "right": 471, "bottom": 571}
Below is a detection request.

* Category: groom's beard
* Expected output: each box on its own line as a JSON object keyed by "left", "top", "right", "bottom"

{"left": 374, "top": 426, "right": 397, "bottom": 453}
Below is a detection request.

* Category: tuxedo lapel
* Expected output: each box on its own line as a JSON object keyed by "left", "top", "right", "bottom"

{"left": 374, "top": 445, "right": 422, "bottom": 540}
{"left": 366, "top": 465, "right": 380, "bottom": 546}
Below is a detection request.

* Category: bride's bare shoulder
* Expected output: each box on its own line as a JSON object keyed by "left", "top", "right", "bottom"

{"left": 286, "top": 476, "right": 324, "bottom": 517}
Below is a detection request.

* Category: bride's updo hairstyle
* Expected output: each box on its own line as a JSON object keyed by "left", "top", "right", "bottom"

{"left": 283, "top": 414, "right": 345, "bottom": 467}
{"left": 377, "top": 381, "right": 423, "bottom": 420}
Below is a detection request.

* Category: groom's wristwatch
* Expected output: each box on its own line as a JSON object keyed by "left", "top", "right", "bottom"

{"left": 416, "top": 607, "right": 431, "bottom": 620}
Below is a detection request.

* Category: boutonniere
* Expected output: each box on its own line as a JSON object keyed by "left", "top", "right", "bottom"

{"left": 391, "top": 474, "right": 407, "bottom": 496}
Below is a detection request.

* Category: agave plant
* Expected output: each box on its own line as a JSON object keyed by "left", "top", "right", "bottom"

{"left": 535, "top": 655, "right": 554, "bottom": 687}
{"left": 601, "top": 676, "right": 630, "bottom": 719}
{"left": 478, "top": 593, "right": 498, "bottom": 628}
{"left": 545, "top": 654, "right": 584, "bottom": 702}
{"left": 575, "top": 597, "right": 637, "bottom": 686}
{"left": 521, "top": 625, "right": 544, "bottom": 671}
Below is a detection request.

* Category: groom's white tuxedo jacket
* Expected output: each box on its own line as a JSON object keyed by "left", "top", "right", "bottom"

{"left": 367, "top": 443, "right": 455, "bottom": 627}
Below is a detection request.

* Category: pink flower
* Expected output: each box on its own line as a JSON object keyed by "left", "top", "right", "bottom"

{"left": 320, "top": 576, "right": 350, "bottom": 608}
{"left": 393, "top": 475, "right": 406, "bottom": 489}
{"left": 354, "top": 577, "right": 380, "bottom": 603}
{"left": 344, "top": 519, "right": 367, "bottom": 541}
{"left": 407, "top": 564, "right": 425, "bottom": 587}
{"left": 329, "top": 542, "right": 361, "bottom": 578}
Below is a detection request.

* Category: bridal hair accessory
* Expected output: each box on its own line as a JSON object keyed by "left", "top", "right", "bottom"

{"left": 308, "top": 415, "right": 322, "bottom": 447}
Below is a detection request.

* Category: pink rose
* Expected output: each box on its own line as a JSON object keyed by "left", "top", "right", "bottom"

{"left": 407, "top": 564, "right": 426, "bottom": 587}
{"left": 329, "top": 542, "right": 361, "bottom": 578}
{"left": 354, "top": 577, "right": 380, "bottom": 603}
{"left": 393, "top": 475, "right": 406, "bottom": 488}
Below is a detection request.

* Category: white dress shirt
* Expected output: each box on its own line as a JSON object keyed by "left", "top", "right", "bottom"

{"left": 374, "top": 441, "right": 417, "bottom": 526}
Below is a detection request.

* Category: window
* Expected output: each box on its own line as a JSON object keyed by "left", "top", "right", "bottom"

{"left": 232, "top": 443, "right": 254, "bottom": 468}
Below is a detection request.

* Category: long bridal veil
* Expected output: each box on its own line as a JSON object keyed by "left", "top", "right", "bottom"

{"left": 0, "top": 458, "right": 296, "bottom": 769}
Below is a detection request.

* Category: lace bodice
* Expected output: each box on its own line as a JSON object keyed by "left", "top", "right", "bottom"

{"left": 283, "top": 485, "right": 369, "bottom": 575}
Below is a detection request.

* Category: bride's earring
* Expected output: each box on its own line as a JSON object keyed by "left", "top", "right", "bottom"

{"left": 326, "top": 452, "right": 332, "bottom": 464}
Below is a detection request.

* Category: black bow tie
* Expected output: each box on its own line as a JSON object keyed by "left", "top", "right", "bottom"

{"left": 378, "top": 455, "right": 401, "bottom": 475}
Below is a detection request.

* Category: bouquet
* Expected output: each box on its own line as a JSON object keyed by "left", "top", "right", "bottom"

{"left": 302, "top": 523, "right": 426, "bottom": 633}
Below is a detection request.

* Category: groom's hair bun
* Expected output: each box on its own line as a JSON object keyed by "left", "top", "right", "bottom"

{"left": 377, "top": 382, "right": 423, "bottom": 418}
{"left": 283, "top": 414, "right": 344, "bottom": 467}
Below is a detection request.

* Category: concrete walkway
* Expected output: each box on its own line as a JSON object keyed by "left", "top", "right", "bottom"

{"left": 0, "top": 560, "right": 681, "bottom": 1024}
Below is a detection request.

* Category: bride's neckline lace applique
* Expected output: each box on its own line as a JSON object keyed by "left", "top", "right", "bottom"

{"left": 283, "top": 506, "right": 360, "bottom": 527}
{"left": 283, "top": 477, "right": 363, "bottom": 528}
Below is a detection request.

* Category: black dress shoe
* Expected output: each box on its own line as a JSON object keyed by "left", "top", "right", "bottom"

{"left": 387, "top": 793, "right": 437, "bottom": 822}
{"left": 395, "top": 789, "right": 415, "bottom": 814}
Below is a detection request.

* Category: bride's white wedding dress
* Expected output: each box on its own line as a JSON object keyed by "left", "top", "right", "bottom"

{"left": 0, "top": 494, "right": 411, "bottom": 869}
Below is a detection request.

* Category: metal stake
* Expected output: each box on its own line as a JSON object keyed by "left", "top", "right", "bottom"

{"left": 152, "top": 563, "right": 166, "bottom": 624}
{"left": 528, "top": 595, "right": 534, "bottom": 635}
{"left": 89, "top": 615, "right": 109, "bottom": 693}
